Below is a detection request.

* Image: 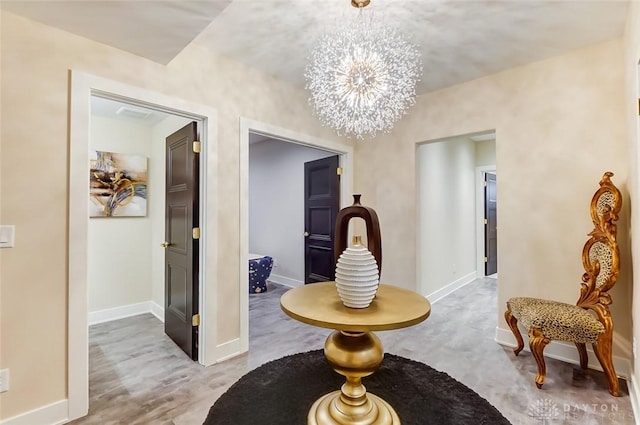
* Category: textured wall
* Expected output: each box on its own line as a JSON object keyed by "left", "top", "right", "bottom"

{"left": 475, "top": 140, "right": 497, "bottom": 167}
{"left": 355, "top": 39, "right": 631, "bottom": 360}
{"left": 0, "top": 10, "right": 349, "bottom": 419}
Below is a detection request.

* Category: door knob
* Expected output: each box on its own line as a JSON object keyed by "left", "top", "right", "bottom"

{"left": 304, "top": 231, "right": 310, "bottom": 237}
{"left": 161, "top": 241, "right": 170, "bottom": 248}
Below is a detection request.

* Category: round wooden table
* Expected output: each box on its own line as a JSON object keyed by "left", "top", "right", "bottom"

{"left": 280, "top": 282, "right": 431, "bottom": 425}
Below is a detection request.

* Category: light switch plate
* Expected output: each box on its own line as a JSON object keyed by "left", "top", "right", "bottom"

{"left": 0, "top": 369, "right": 9, "bottom": 392}
{"left": 0, "top": 225, "right": 15, "bottom": 248}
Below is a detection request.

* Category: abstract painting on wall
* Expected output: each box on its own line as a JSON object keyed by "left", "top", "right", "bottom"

{"left": 89, "top": 150, "right": 148, "bottom": 217}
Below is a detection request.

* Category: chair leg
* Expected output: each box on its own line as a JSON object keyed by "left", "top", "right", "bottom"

{"left": 592, "top": 332, "right": 620, "bottom": 397}
{"left": 504, "top": 307, "right": 524, "bottom": 355}
{"left": 575, "top": 343, "right": 588, "bottom": 369}
{"left": 529, "top": 327, "right": 550, "bottom": 389}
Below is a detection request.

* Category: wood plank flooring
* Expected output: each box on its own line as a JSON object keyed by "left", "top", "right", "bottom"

{"left": 69, "top": 279, "right": 635, "bottom": 424}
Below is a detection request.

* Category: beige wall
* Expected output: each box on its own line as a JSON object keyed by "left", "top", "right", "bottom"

{"left": 355, "top": 38, "right": 631, "bottom": 358}
{"left": 624, "top": 0, "right": 640, "bottom": 399}
{"left": 475, "top": 139, "right": 496, "bottom": 167}
{"left": 0, "top": 11, "right": 350, "bottom": 419}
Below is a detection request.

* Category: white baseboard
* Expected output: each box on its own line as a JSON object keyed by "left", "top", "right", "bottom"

{"left": 268, "top": 273, "right": 303, "bottom": 288}
{"left": 425, "top": 271, "right": 477, "bottom": 304}
{"left": 0, "top": 399, "right": 68, "bottom": 425}
{"left": 629, "top": 372, "right": 640, "bottom": 423}
{"left": 88, "top": 301, "right": 157, "bottom": 325}
{"left": 150, "top": 301, "right": 164, "bottom": 323}
{"left": 495, "top": 326, "right": 631, "bottom": 379}
{"left": 214, "top": 338, "right": 243, "bottom": 363}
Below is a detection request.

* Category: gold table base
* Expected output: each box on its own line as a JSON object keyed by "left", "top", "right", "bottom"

{"left": 308, "top": 391, "right": 400, "bottom": 425}
{"left": 308, "top": 330, "right": 400, "bottom": 425}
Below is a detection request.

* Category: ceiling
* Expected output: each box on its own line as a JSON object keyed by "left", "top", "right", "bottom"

{"left": 1, "top": 0, "right": 629, "bottom": 94}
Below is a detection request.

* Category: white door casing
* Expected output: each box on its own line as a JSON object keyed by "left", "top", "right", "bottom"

{"left": 69, "top": 71, "right": 218, "bottom": 421}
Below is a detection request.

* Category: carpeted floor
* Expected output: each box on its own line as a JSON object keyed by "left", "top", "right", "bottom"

{"left": 204, "top": 349, "right": 511, "bottom": 425}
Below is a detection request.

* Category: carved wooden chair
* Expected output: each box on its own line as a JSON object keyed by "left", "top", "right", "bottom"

{"left": 504, "top": 172, "right": 622, "bottom": 396}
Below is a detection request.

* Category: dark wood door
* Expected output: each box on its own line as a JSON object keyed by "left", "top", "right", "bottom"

{"left": 304, "top": 155, "right": 340, "bottom": 284}
{"left": 484, "top": 172, "right": 497, "bottom": 276}
{"left": 164, "top": 121, "right": 199, "bottom": 360}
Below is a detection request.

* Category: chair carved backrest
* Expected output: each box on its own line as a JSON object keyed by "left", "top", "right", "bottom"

{"left": 576, "top": 172, "right": 622, "bottom": 330}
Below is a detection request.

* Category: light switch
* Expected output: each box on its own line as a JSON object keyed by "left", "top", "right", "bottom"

{"left": 0, "top": 369, "right": 8, "bottom": 392}
{"left": 0, "top": 225, "right": 15, "bottom": 248}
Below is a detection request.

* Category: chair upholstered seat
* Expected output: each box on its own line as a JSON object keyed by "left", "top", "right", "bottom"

{"left": 507, "top": 297, "right": 605, "bottom": 344}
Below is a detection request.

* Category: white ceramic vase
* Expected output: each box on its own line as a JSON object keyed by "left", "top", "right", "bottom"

{"left": 335, "top": 235, "right": 379, "bottom": 308}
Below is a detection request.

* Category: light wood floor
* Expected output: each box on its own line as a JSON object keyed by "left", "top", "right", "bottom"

{"left": 69, "top": 279, "right": 635, "bottom": 425}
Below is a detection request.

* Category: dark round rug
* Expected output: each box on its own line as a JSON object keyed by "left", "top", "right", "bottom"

{"left": 203, "top": 349, "right": 511, "bottom": 425}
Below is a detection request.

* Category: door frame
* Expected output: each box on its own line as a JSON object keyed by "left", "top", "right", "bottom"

{"left": 69, "top": 71, "right": 218, "bottom": 421}
{"left": 475, "top": 165, "right": 497, "bottom": 276}
{"left": 239, "top": 117, "right": 354, "bottom": 353}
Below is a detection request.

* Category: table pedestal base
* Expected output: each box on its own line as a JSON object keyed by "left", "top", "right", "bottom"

{"left": 308, "top": 330, "right": 400, "bottom": 425}
{"left": 308, "top": 390, "right": 400, "bottom": 425}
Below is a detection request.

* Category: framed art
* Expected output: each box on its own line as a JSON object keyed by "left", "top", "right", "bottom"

{"left": 89, "top": 150, "right": 148, "bottom": 217}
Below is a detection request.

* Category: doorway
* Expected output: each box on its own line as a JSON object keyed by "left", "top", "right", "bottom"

{"left": 239, "top": 118, "right": 354, "bottom": 353}
{"left": 484, "top": 172, "right": 497, "bottom": 276}
{"left": 248, "top": 136, "right": 339, "bottom": 289}
{"left": 88, "top": 98, "right": 202, "bottom": 359}
{"left": 416, "top": 132, "right": 496, "bottom": 301}
{"left": 475, "top": 166, "right": 497, "bottom": 277}
{"left": 69, "top": 71, "right": 218, "bottom": 421}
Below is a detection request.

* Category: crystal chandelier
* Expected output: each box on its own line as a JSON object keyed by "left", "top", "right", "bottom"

{"left": 305, "top": 0, "right": 422, "bottom": 140}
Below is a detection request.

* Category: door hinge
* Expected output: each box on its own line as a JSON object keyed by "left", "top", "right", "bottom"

{"left": 484, "top": 256, "right": 488, "bottom": 263}
{"left": 192, "top": 314, "right": 200, "bottom": 326}
{"left": 337, "top": 167, "right": 343, "bottom": 176}
{"left": 192, "top": 227, "right": 200, "bottom": 239}
{"left": 193, "top": 141, "right": 201, "bottom": 153}
{"left": 484, "top": 181, "right": 487, "bottom": 187}
{"left": 484, "top": 219, "right": 488, "bottom": 224}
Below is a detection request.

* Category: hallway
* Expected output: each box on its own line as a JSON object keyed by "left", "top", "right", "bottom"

{"left": 71, "top": 279, "right": 634, "bottom": 424}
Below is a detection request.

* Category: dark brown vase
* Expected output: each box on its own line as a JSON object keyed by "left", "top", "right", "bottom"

{"left": 334, "top": 194, "right": 382, "bottom": 275}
